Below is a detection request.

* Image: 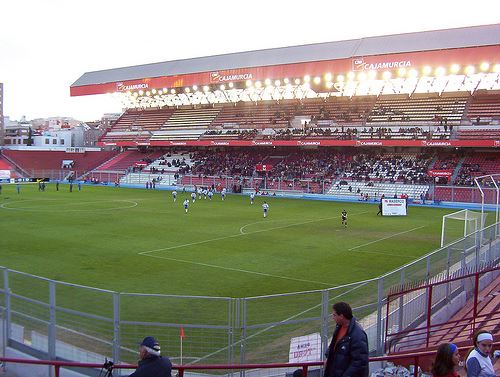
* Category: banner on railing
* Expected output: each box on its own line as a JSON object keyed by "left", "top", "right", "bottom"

{"left": 289, "top": 333, "right": 322, "bottom": 363}
{"left": 255, "top": 164, "right": 273, "bottom": 172}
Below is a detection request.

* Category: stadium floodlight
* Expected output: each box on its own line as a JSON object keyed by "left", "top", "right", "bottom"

{"left": 245, "top": 80, "right": 252, "bottom": 87}
{"left": 185, "top": 87, "right": 190, "bottom": 93}
{"left": 192, "top": 85, "right": 198, "bottom": 91}
{"left": 151, "top": 89, "right": 157, "bottom": 95}
{"left": 170, "top": 89, "right": 176, "bottom": 94}
{"left": 264, "top": 79, "right": 271, "bottom": 86}
{"left": 346, "top": 71, "right": 355, "bottom": 81}
{"left": 324, "top": 73, "right": 332, "bottom": 82}
{"left": 422, "top": 66, "right": 432, "bottom": 76}
{"left": 255, "top": 81, "right": 262, "bottom": 88}
{"left": 303, "top": 75, "right": 311, "bottom": 83}
{"left": 313, "top": 76, "right": 321, "bottom": 84}
{"left": 228, "top": 82, "right": 234, "bottom": 88}
{"left": 435, "top": 67, "right": 446, "bottom": 77}
{"left": 294, "top": 78, "right": 301, "bottom": 85}
{"left": 368, "top": 70, "right": 377, "bottom": 80}
{"left": 382, "top": 71, "right": 392, "bottom": 80}
{"left": 162, "top": 88, "right": 167, "bottom": 93}
{"left": 219, "top": 84, "right": 225, "bottom": 91}
{"left": 145, "top": 91, "right": 151, "bottom": 96}
{"left": 408, "top": 69, "right": 418, "bottom": 78}
{"left": 480, "top": 62, "right": 490, "bottom": 71}
{"left": 274, "top": 80, "right": 281, "bottom": 87}
{"left": 283, "top": 78, "right": 289, "bottom": 84}
{"left": 450, "top": 64, "right": 461, "bottom": 74}
{"left": 133, "top": 92, "right": 139, "bottom": 97}
{"left": 203, "top": 85, "right": 210, "bottom": 92}
{"left": 126, "top": 90, "right": 132, "bottom": 96}
{"left": 138, "top": 90, "right": 144, "bottom": 96}
{"left": 465, "top": 65, "right": 475, "bottom": 76}
{"left": 325, "top": 81, "right": 334, "bottom": 89}
{"left": 493, "top": 64, "right": 500, "bottom": 73}
{"left": 398, "top": 68, "right": 407, "bottom": 77}
{"left": 357, "top": 72, "right": 367, "bottom": 81}
{"left": 336, "top": 74, "right": 345, "bottom": 82}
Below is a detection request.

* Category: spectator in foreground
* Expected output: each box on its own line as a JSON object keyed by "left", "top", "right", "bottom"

{"left": 324, "top": 302, "right": 368, "bottom": 377}
{"left": 466, "top": 330, "right": 498, "bottom": 377}
{"left": 431, "top": 343, "right": 460, "bottom": 377}
{"left": 129, "top": 336, "right": 172, "bottom": 377}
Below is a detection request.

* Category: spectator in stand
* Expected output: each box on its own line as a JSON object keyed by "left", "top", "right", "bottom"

{"left": 431, "top": 343, "right": 461, "bottom": 377}
{"left": 129, "top": 336, "right": 172, "bottom": 377}
{"left": 324, "top": 302, "right": 368, "bottom": 377}
{"left": 465, "top": 330, "right": 498, "bottom": 377}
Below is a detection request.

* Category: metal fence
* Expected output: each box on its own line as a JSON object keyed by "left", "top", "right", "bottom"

{"left": 0, "top": 223, "right": 499, "bottom": 368}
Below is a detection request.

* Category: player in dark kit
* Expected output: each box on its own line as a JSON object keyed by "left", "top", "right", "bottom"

{"left": 341, "top": 210, "right": 348, "bottom": 228}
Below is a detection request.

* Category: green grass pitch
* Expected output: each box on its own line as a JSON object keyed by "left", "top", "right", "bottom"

{"left": 0, "top": 183, "right": 476, "bottom": 362}
{"left": 0, "top": 183, "right": 458, "bottom": 298}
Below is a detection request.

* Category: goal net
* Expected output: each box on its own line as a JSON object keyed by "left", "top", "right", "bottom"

{"left": 441, "top": 209, "right": 487, "bottom": 248}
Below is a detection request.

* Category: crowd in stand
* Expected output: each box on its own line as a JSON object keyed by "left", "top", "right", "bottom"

{"left": 203, "top": 125, "right": 445, "bottom": 141}
{"left": 183, "top": 149, "right": 436, "bottom": 186}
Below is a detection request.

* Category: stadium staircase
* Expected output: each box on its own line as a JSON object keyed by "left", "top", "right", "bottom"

{"left": 386, "top": 266, "right": 500, "bottom": 356}
{"left": 450, "top": 157, "right": 465, "bottom": 183}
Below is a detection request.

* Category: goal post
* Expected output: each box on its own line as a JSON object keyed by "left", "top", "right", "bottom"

{"left": 441, "top": 209, "right": 487, "bottom": 248}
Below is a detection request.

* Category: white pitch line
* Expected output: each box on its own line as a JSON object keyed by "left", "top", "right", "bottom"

{"left": 348, "top": 225, "right": 426, "bottom": 251}
{"left": 141, "top": 253, "right": 335, "bottom": 286}
{"left": 140, "top": 211, "right": 369, "bottom": 255}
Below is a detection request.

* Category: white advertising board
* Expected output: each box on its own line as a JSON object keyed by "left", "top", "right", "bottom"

{"left": 382, "top": 198, "right": 407, "bottom": 216}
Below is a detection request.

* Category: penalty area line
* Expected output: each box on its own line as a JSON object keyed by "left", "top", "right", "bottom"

{"left": 140, "top": 253, "right": 335, "bottom": 286}
{"left": 348, "top": 225, "right": 426, "bottom": 251}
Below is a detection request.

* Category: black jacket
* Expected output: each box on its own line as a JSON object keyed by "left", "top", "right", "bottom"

{"left": 324, "top": 317, "right": 369, "bottom": 377}
{"left": 129, "top": 355, "right": 172, "bottom": 377}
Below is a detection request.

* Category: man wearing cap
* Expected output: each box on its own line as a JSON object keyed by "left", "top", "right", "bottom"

{"left": 129, "top": 336, "right": 172, "bottom": 377}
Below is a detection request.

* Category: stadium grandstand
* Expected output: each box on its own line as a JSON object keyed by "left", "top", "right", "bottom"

{"left": 0, "top": 24, "right": 499, "bottom": 377}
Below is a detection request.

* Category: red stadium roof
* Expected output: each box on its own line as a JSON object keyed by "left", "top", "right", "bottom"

{"left": 71, "top": 24, "right": 500, "bottom": 97}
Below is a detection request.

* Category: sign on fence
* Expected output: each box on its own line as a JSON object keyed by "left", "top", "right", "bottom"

{"left": 289, "top": 333, "right": 322, "bottom": 363}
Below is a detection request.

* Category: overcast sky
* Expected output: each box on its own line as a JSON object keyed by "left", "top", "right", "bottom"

{"left": 1, "top": 0, "right": 499, "bottom": 122}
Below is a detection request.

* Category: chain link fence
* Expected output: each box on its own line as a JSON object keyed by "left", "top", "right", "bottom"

{"left": 0, "top": 223, "right": 499, "bottom": 369}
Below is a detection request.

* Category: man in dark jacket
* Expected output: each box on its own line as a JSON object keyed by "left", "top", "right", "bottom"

{"left": 324, "top": 302, "right": 369, "bottom": 377}
{"left": 129, "top": 336, "right": 172, "bottom": 377}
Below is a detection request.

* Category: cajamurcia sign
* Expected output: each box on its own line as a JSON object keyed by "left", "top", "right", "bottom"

{"left": 116, "top": 82, "right": 149, "bottom": 91}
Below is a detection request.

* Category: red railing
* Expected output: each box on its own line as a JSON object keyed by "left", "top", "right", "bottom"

{"left": 385, "top": 266, "right": 500, "bottom": 353}
{"left": 2, "top": 345, "right": 496, "bottom": 377}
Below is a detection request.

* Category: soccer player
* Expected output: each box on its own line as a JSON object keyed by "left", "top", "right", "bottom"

{"left": 207, "top": 190, "right": 213, "bottom": 200}
{"left": 183, "top": 199, "right": 189, "bottom": 213}
{"left": 250, "top": 192, "right": 255, "bottom": 205}
{"left": 341, "top": 209, "right": 348, "bottom": 228}
{"left": 190, "top": 192, "right": 196, "bottom": 203}
{"left": 221, "top": 187, "right": 226, "bottom": 201}
{"left": 172, "top": 190, "right": 177, "bottom": 202}
{"left": 262, "top": 201, "right": 269, "bottom": 218}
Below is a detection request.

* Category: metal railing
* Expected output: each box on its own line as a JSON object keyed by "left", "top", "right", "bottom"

{"left": 1, "top": 344, "right": 498, "bottom": 377}
{"left": 1, "top": 223, "right": 498, "bottom": 367}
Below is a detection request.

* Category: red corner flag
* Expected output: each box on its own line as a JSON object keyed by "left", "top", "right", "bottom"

{"left": 180, "top": 326, "right": 185, "bottom": 339}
